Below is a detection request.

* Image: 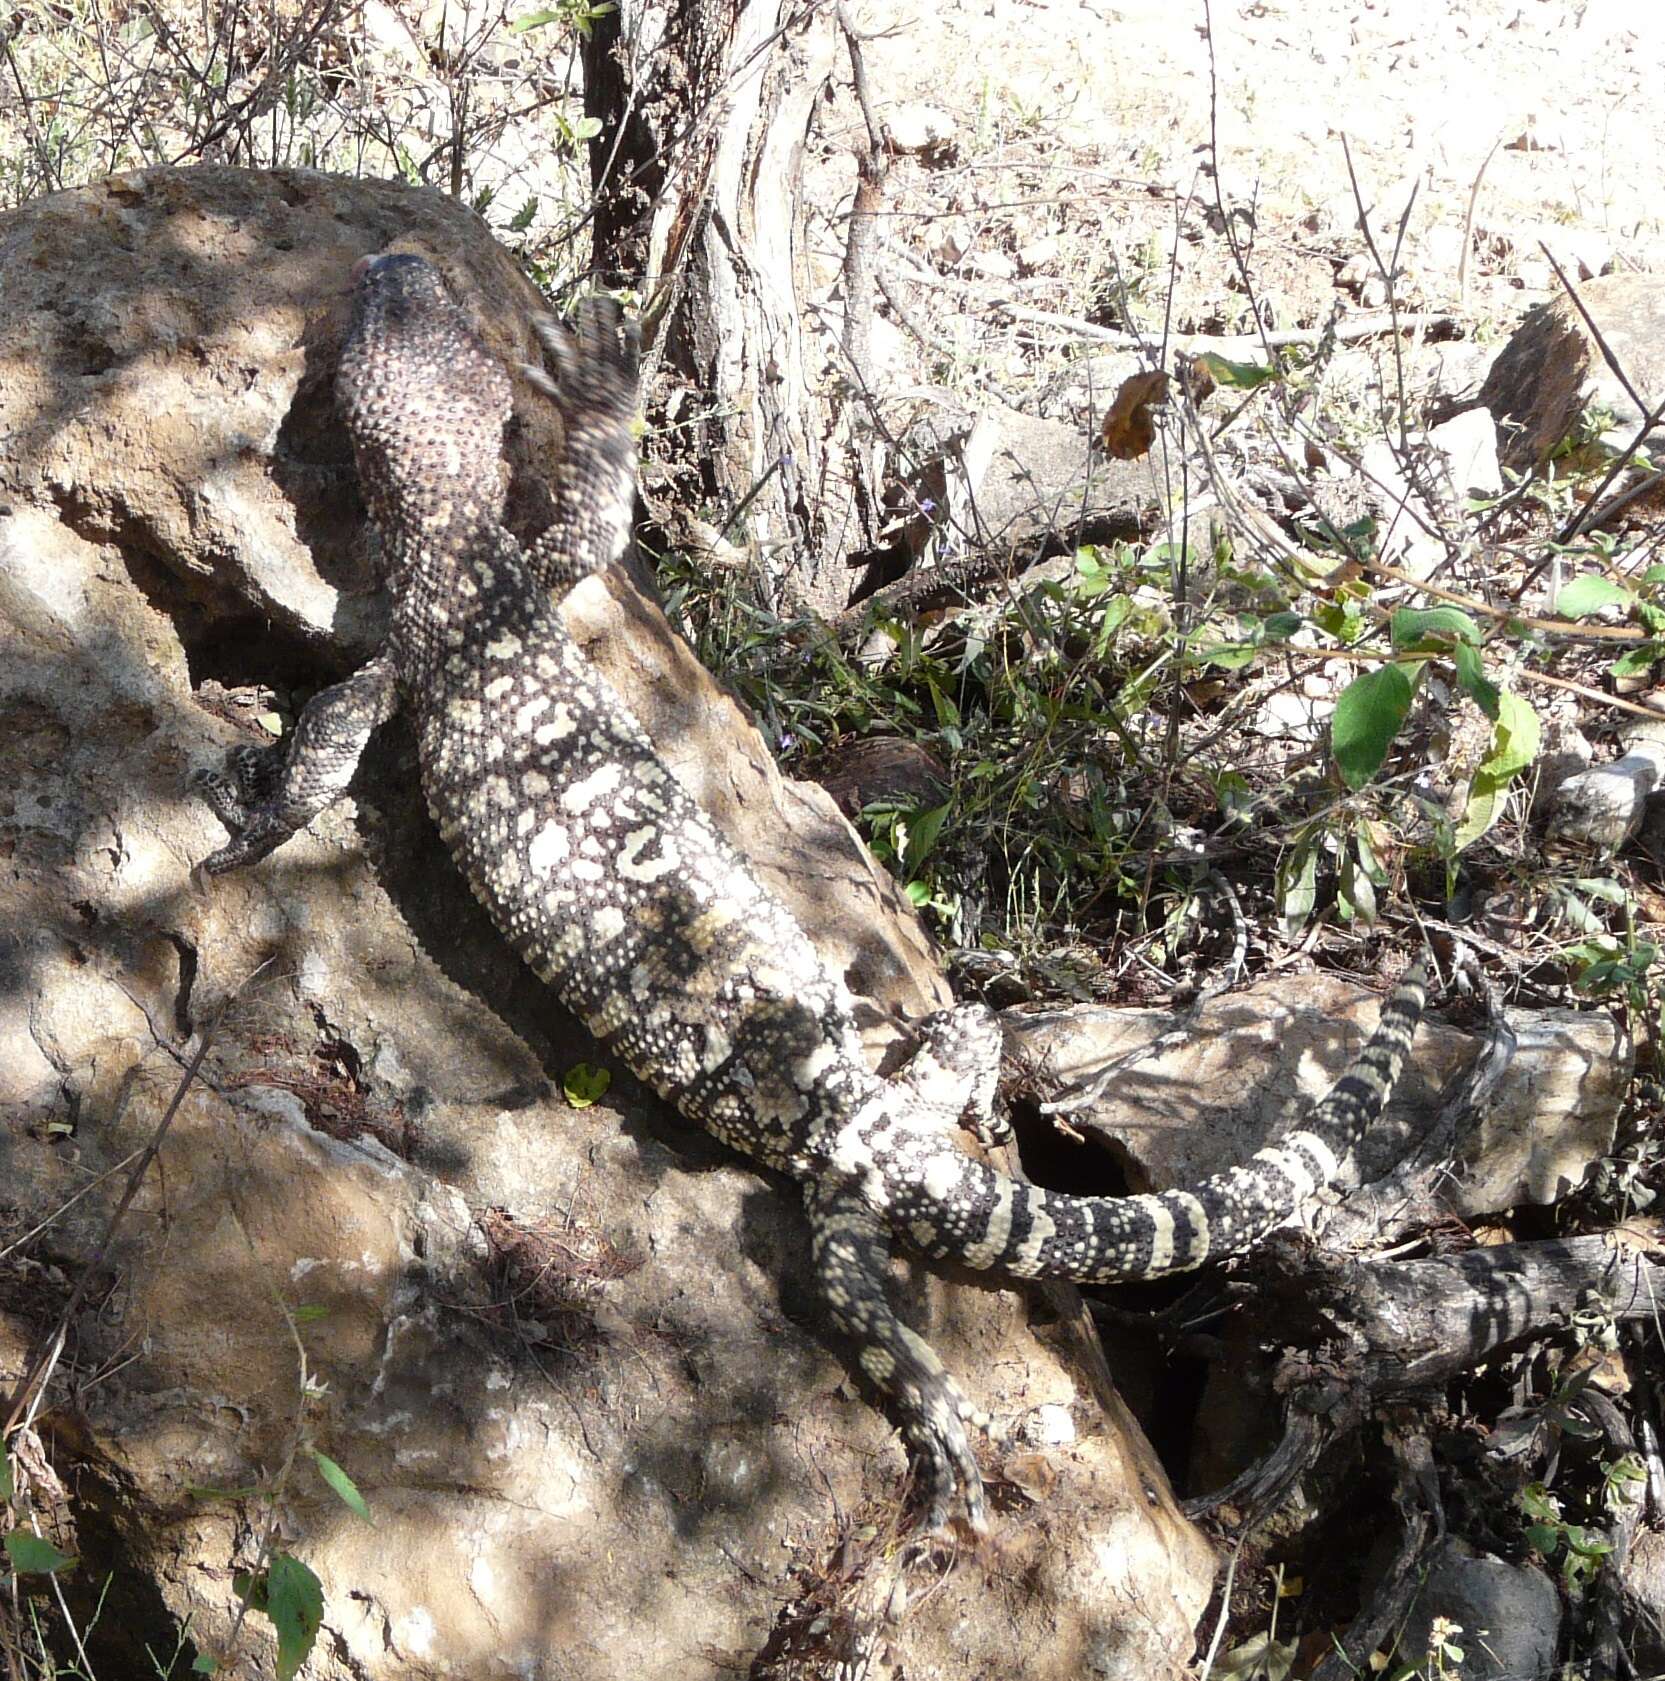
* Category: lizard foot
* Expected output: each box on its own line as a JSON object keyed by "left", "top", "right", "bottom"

{"left": 810, "top": 1181, "right": 997, "bottom": 1538}
{"left": 189, "top": 745, "right": 295, "bottom": 876}
{"left": 896, "top": 1380, "right": 993, "bottom": 1539}
{"left": 528, "top": 295, "right": 640, "bottom": 429}
{"left": 895, "top": 1002, "right": 1011, "bottom": 1146}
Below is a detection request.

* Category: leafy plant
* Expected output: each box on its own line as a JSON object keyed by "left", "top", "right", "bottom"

{"left": 1557, "top": 569, "right": 1665, "bottom": 682}
{"left": 564, "top": 1062, "right": 612, "bottom": 1107}
{"left": 230, "top": 1554, "right": 324, "bottom": 1681}
{"left": 1519, "top": 1482, "right": 1614, "bottom": 1596}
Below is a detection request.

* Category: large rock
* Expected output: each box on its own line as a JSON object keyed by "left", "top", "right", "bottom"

{"left": 1004, "top": 969, "right": 1628, "bottom": 1218}
{"left": 1400, "top": 1541, "right": 1561, "bottom": 1681}
{"left": 1476, "top": 271, "right": 1665, "bottom": 473}
{"left": 0, "top": 167, "right": 1215, "bottom": 1679}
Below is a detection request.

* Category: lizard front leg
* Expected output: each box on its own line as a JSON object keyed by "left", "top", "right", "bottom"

{"left": 519, "top": 296, "right": 641, "bottom": 601}
{"left": 805, "top": 1180, "right": 992, "bottom": 1535}
{"left": 192, "top": 653, "right": 400, "bottom": 875}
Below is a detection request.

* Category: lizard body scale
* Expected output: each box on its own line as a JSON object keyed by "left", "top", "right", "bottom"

{"left": 193, "top": 253, "right": 1426, "bottom": 1531}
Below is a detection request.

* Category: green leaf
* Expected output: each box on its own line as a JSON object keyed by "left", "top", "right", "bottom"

{"left": 1337, "top": 844, "right": 1377, "bottom": 926}
{"left": 509, "top": 7, "right": 562, "bottom": 28}
{"left": 1262, "top": 611, "right": 1302, "bottom": 640}
{"left": 1391, "top": 606, "right": 1480, "bottom": 650}
{"left": 292, "top": 1304, "right": 330, "bottom": 1324}
{"left": 4, "top": 1530, "right": 77, "bottom": 1574}
{"left": 1331, "top": 662, "right": 1416, "bottom": 789}
{"left": 1453, "top": 766, "right": 1508, "bottom": 852}
{"left": 192, "top": 1657, "right": 219, "bottom": 1674}
{"left": 1276, "top": 844, "right": 1318, "bottom": 941}
{"left": 267, "top": 1553, "right": 325, "bottom": 1681}
{"left": 1610, "top": 642, "right": 1662, "bottom": 679}
{"left": 1558, "top": 894, "right": 1608, "bottom": 937}
{"left": 1571, "top": 876, "right": 1630, "bottom": 904}
{"left": 508, "top": 196, "right": 538, "bottom": 232}
{"left": 904, "top": 880, "right": 931, "bottom": 907}
{"left": 1193, "top": 351, "right": 1279, "bottom": 390}
{"left": 1453, "top": 690, "right": 1541, "bottom": 850}
{"left": 563, "top": 1063, "right": 611, "bottom": 1108}
{"left": 1199, "top": 642, "right": 1259, "bottom": 670}
{"left": 927, "top": 683, "right": 961, "bottom": 729}
{"left": 903, "top": 803, "right": 950, "bottom": 873}
{"left": 1485, "top": 689, "right": 1542, "bottom": 780}
{"left": 1092, "top": 594, "right": 1133, "bottom": 651}
{"left": 1353, "top": 823, "right": 1389, "bottom": 886}
{"left": 1074, "top": 546, "right": 1111, "bottom": 596}
{"left": 0, "top": 1450, "right": 12, "bottom": 1501}
{"left": 310, "top": 1451, "right": 371, "bottom": 1522}
{"left": 1312, "top": 599, "right": 1363, "bottom": 642}
{"left": 1556, "top": 575, "right": 1634, "bottom": 618}
{"left": 1452, "top": 640, "right": 1500, "bottom": 721}
{"left": 1336, "top": 514, "right": 1378, "bottom": 557}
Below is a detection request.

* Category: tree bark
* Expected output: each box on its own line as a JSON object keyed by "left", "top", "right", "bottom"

{"left": 582, "top": 0, "right": 871, "bottom": 613}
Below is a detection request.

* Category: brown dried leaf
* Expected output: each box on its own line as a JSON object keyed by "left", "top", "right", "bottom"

{"left": 1099, "top": 369, "right": 1169, "bottom": 460}
{"left": 999, "top": 1451, "right": 1059, "bottom": 1502}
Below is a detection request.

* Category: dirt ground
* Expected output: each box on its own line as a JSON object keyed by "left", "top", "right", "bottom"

{"left": 818, "top": 0, "right": 1663, "bottom": 413}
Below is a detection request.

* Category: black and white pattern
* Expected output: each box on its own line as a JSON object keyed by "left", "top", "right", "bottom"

{"left": 194, "top": 252, "right": 1427, "bottom": 1533}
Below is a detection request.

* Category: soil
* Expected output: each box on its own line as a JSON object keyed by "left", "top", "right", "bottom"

{"left": 820, "top": 0, "right": 1663, "bottom": 416}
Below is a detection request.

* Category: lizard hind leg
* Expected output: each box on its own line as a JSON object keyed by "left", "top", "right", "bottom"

{"left": 890, "top": 1003, "right": 1009, "bottom": 1146}
{"left": 529, "top": 294, "right": 641, "bottom": 408}
{"left": 805, "top": 1180, "right": 992, "bottom": 1536}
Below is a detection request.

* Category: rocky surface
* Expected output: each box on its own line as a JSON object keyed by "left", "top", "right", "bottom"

{"left": 1474, "top": 272, "right": 1665, "bottom": 473}
{"left": 0, "top": 166, "right": 1218, "bottom": 1681}
{"left": 1004, "top": 970, "right": 1629, "bottom": 1221}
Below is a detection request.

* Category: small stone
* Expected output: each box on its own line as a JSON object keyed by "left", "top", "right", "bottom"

{"left": 1421, "top": 223, "right": 1469, "bottom": 276}
{"left": 965, "top": 250, "right": 1016, "bottom": 282}
{"left": 1017, "top": 235, "right": 1059, "bottom": 274}
{"left": 1029, "top": 1404, "right": 1076, "bottom": 1446}
{"left": 1254, "top": 688, "right": 1329, "bottom": 742}
{"left": 885, "top": 103, "right": 955, "bottom": 157}
{"left": 1429, "top": 408, "right": 1501, "bottom": 499}
{"left": 1513, "top": 258, "right": 1553, "bottom": 293}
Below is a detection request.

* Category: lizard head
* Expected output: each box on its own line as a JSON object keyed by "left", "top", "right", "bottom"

{"left": 337, "top": 252, "right": 513, "bottom": 566}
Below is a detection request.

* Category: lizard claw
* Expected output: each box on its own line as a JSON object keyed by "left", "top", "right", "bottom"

{"left": 188, "top": 746, "right": 294, "bottom": 876}
{"left": 905, "top": 1409, "right": 990, "bottom": 1539}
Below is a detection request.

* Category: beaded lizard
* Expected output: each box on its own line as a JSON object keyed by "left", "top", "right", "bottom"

{"left": 193, "top": 252, "right": 1427, "bottom": 1533}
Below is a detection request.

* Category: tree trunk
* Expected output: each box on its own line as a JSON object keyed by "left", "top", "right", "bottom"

{"left": 582, "top": 0, "right": 867, "bottom": 614}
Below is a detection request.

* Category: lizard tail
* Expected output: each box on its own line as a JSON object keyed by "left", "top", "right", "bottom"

{"left": 891, "top": 964, "right": 1428, "bottom": 1284}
